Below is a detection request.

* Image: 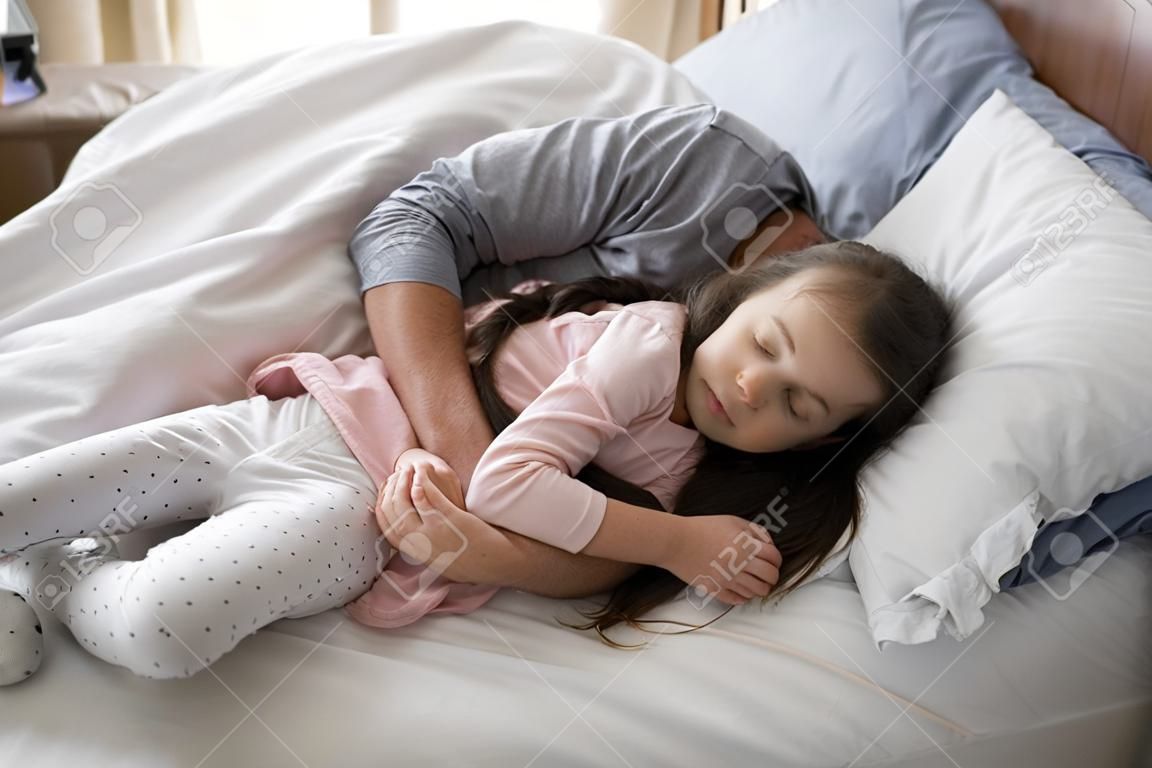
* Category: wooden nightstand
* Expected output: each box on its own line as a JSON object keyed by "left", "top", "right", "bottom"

{"left": 0, "top": 62, "right": 207, "bottom": 224}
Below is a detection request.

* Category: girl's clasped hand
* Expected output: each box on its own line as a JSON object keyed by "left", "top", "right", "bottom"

{"left": 374, "top": 449, "right": 518, "bottom": 587}
{"left": 664, "top": 516, "right": 781, "bottom": 606}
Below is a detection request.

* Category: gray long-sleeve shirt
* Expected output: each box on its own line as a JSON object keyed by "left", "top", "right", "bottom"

{"left": 348, "top": 103, "right": 818, "bottom": 308}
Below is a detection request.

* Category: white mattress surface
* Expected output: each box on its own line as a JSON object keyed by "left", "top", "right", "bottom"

{"left": 2, "top": 522, "right": 1148, "bottom": 767}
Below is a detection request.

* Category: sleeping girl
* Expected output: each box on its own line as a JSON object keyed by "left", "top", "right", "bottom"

{"left": 0, "top": 240, "right": 951, "bottom": 684}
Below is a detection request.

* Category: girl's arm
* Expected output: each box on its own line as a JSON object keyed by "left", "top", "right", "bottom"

{"left": 388, "top": 464, "right": 780, "bottom": 605}
{"left": 462, "top": 308, "right": 682, "bottom": 557}
{"left": 580, "top": 497, "right": 683, "bottom": 567}
{"left": 581, "top": 496, "right": 781, "bottom": 601}
{"left": 379, "top": 462, "right": 642, "bottom": 597}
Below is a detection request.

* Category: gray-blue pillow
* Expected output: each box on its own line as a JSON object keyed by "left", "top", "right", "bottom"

{"left": 673, "top": 0, "right": 1152, "bottom": 239}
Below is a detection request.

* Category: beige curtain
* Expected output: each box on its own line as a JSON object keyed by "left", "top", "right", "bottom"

{"left": 371, "top": 0, "right": 719, "bottom": 61}
{"left": 27, "top": 0, "right": 202, "bottom": 65}
{"left": 28, "top": 0, "right": 716, "bottom": 67}
{"left": 599, "top": 0, "right": 720, "bottom": 61}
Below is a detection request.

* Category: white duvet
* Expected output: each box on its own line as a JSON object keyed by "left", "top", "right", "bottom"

{"left": 0, "top": 20, "right": 701, "bottom": 461}
{"left": 1, "top": 21, "right": 1149, "bottom": 768}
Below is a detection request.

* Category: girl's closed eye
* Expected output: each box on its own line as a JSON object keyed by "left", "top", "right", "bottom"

{"left": 754, "top": 333, "right": 775, "bottom": 360}
{"left": 753, "top": 334, "right": 802, "bottom": 420}
{"left": 784, "top": 391, "right": 802, "bottom": 420}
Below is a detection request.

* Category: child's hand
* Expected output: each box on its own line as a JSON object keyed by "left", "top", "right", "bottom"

{"left": 392, "top": 447, "right": 465, "bottom": 510}
{"left": 374, "top": 463, "right": 517, "bottom": 586}
{"left": 663, "top": 516, "right": 781, "bottom": 606}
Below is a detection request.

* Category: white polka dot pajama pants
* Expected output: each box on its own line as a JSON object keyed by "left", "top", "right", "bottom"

{"left": 0, "top": 393, "right": 387, "bottom": 679}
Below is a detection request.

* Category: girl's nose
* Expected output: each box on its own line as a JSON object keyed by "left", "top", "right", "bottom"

{"left": 737, "top": 371, "right": 763, "bottom": 410}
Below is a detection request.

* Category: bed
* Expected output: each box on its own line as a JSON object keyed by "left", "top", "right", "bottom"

{"left": 1, "top": 2, "right": 1150, "bottom": 766}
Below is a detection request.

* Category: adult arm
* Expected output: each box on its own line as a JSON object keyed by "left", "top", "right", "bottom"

{"left": 352, "top": 112, "right": 709, "bottom": 596}
{"left": 362, "top": 283, "right": 640, "bottom": 598}
{"left": 351, "top": 110, "right": 711, "bottom": 475}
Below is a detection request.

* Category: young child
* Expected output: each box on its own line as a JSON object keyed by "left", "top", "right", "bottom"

{"left": 0, "top": 241, "right": 951, "bottom": 684}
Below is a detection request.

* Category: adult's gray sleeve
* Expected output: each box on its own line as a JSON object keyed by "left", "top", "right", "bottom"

{"left": 347, "top": 106, "right": 719, "bottom": 302}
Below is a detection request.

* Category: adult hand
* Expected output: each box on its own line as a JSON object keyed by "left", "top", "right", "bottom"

{"left": 663, "top": 516, "right": 781, "bottom": 606}
{"left": 374, "top": 463, "right": 520, "bottom": 587}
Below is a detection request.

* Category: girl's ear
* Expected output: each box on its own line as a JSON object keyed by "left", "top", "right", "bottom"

{"left": 794, "top": 434, "right": 845, "bottom": 451}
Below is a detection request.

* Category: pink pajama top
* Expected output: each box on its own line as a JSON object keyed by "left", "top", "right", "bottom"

{"left": 245, "top": 292, "right": 705, "bottom": 628}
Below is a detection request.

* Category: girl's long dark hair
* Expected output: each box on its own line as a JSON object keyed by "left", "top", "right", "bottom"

{"left": 466, "top": 241, "right": 953, "bottom": 648}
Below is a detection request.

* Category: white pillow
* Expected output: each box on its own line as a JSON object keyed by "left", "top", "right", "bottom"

{"left": 853, "top": 89, "right": 1152, "bottom": 648}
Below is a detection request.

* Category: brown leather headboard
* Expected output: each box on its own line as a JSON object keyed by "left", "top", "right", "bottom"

{"left": 988, "top": 0, "right": 1152, "bottom": 162}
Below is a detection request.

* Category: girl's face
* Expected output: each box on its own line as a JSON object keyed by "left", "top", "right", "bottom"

{"left": 673, "top": 269, "right": 887, "bottom": 453}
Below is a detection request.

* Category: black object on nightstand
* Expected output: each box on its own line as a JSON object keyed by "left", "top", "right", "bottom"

{"left": 2, "top": 0, "right": 46, "bottom": 104}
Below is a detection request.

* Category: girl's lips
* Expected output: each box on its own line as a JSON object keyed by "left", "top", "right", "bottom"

{"left": 706, "top": 383, "right": 733, "bottom": 426}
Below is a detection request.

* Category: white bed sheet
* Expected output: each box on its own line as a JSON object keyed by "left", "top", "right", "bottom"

{"left": 0, "top": 19, "right": 1148, "bottom": 767}
{"left": 3, "top": 522, "right": 1149, "bottom": 767}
